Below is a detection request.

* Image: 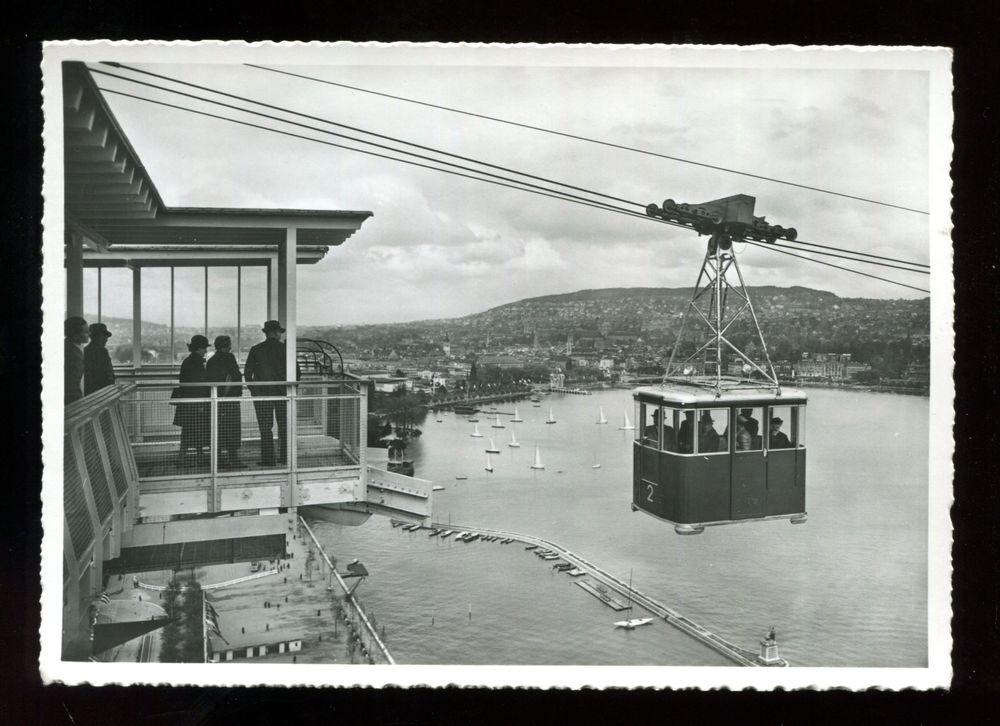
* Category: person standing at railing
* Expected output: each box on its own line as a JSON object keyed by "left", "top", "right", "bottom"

{"left": 245, "top": 320, "right": 297, "bottom": 467}
{"left": 173, "top": 334, "right": 210, "bottom": 468}
{"left": 84, "top": 322, "right": 116, "bottom": 396}
{"left": 206, "top": 335, "right": 243, "bottom": 469}
{"left": 64, "top": 317, "right": 89, "bottom": 404}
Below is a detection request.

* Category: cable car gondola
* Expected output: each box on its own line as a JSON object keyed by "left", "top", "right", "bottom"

{"left": 632, "top": 194, "right": 808, "bottom": 534}
{"left": 632, "top": 382, "right": 807, "bottom": 534}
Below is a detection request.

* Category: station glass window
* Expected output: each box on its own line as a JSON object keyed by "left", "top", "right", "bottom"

{"left": 641, "top": 403, "right": 659, "bottom": 449}
{"left": 734, "top": 406, "right": 763, "bottom": 451}
{"left": 696, "top": 408, "right": 729, "bottom": 454}
{"left": 767, "top": 405, "right": 800, "bottom": 449}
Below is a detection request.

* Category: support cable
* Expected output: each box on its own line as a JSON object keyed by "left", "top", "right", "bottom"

{"left": 96, "top": 63, "right": 930, "bottom": 270}
{"left": 97, "top": 86, "right": 930, "bottom": 295}
{"left": 244, "top": 63, "right": 930, "bottom": 216}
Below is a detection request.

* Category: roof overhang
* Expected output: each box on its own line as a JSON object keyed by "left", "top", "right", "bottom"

{"left": 63, "top": 62, "right": 372, "bottom": 263}
{"left": 82, "top": 244, "right": 331, "bottom": 268}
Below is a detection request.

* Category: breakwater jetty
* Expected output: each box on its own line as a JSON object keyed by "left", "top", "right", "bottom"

{"left": 429, "top": 521, "right": 787, "bottom": 667}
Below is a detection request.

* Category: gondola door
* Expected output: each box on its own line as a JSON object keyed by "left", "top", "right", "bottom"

{"left": 730, "top": 406, "right": 767, "bottom": 519}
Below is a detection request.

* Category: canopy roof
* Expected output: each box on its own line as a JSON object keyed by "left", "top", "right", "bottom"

{"left": 63, "top": 62, "right": 371, "bottom": 262}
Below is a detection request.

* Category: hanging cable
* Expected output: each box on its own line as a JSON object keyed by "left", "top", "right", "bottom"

{"left": 745, "top": 241, "right": 929, "bottom": 294}
{"left": 97, "top": 87, "right": 664, "bottom": 226}
{"left": 96, "top": 63, "right": 644, "bottom": 209}
{"left": 243, "top": 63, "right": 930, "bottom": 216}
{"left": 95, "top": 63, "right": 932, "bottom": 273}
{"left": 97, "top": 86, "right": 929, "bottom": 296}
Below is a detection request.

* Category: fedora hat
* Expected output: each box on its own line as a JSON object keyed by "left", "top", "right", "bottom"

{"left": 88, "top": 322, "right": 112, "bottom": 338}
{"left": 188, "top": 334, "right": 210, "bottom": 350}
{"left": 262, "top": 320, "right": 285, "bottom": 333}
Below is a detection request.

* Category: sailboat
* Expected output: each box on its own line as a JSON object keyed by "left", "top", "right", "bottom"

{"left": 592, "top": 452, "right": 601, "bottom": 469}
{"left": 613, "top": 569, "right": 654, "bottom": 629}
{"left": 546, "top": 408, "right": 557, "bottom": 424}
{"left": 470, "top": 422, "right": 483, "bottom": 437}
{"left": 597, "top": 406, "right": 608, "bottom": 425}
{"left": 618, "top": 410, "right": 635, "bottom": 431}
{"left": 530, "top": 443, "right": 545, "bottom": 470}
{"left": 485, "top": 452, "right": 494, "bottom": 473}
{"left": 508, "top": 425, "right": 521, "bottom": 448}
{"left": 486, "top": 438, "right": 500, "bottom": 454}
{"left": 511, "top": 406, "right": 523, "bottom": 422}
{"left": 491, "top": 413, "right": 505, "bottom": 429}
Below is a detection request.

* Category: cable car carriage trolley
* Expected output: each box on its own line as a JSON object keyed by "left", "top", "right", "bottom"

{"left": 632, "top": 193, "right": 808, "bottom": 534}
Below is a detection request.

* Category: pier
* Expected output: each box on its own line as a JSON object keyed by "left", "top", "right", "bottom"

{"left": 429, "top": 521, "right": 786, "bottom": 667}
{"left": 429, "top": 391, "right": 533, "bottom": 411}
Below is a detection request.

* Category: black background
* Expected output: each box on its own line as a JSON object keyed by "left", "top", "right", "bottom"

{"left": 3, "top": 2, "right": 997, "bottom": 721}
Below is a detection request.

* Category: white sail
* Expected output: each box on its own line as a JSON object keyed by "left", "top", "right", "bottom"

{"left": 597, "top": 405, "right": 608, "bottom": 424}
{"left": 485, "top": 452, "right": 493, "bottom": 472}
{"left": 546, "top": 407, "right": 556, "bottom": 424}
{"left": 486, "top": 438, "right": 500, "bottom": 453}
{"left": 471, "top": 422, "right": 483, "bottom": 437}
{"left": 511, "top": 406, "right": 523, "bottom": 422}
{"left": 530, "top": 443, "right": 545, "bottom": 470}
{"left": 619, "top": 410, "right": 635, "bottom": 430}
{"left": 492, "top": 413, "right": 505, "bottom": 428}
{"left": 509, "top": 426, "right": 521, "bottom": 447}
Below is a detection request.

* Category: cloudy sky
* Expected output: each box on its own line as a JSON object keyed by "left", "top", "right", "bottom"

{"left": 70, "top": 46, "right": 940, "bottom": 326}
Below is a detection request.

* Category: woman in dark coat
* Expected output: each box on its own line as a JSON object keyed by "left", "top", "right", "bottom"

{"left": 174, "top": 334, "right": 210, "bottom": 465}
{"left": 205, "top": 335, "right": 244, "bottom": 468}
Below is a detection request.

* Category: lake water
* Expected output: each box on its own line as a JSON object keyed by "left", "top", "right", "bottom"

{"left": 311, "top": 387, "right": 928, "bottom": 666}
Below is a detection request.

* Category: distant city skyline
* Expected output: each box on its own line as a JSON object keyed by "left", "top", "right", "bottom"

{"left": 73, "top": 45, "right": 940, "bottom": 326}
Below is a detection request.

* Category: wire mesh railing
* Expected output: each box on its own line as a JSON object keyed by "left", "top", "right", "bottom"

{"left": 121, "top": 379, "right": 366, "bottom": 483}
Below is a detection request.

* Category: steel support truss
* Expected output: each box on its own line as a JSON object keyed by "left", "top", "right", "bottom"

{"left": 664, "top": 232, "right": 780, "bottom": 394}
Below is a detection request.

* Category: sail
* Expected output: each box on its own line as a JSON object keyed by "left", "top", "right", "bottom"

{"left": 509, "top": 426, "right": 520, "bottom": 447}
{"left": 546, "top": 407, "right": 556, "bottom": 424}
{"left": 597, "top": 405, "right": 608, "bottom": 424}
{"left": 619, "top": 410, "right": 634, "bottom": 430}
{"left": 471, "top": 423, "right": 483, "bottom": 437}
{"left": 512, "top": 406, "right": 523, "bottom": 422}
{"left": 485, "top": 452, "right": 493, "bottom": 472}
{"left": 531, "top": 443, "right": 545, "bottom": 469}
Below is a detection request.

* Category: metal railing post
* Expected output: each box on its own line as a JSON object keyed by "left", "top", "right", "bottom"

{"left": 288, "top": 382, "right": 297, "bottom": 509}
{"left": 210, "top": 384, "right": 218, "bottom": 511}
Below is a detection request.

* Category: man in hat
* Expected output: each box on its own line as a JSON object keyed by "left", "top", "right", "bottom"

{"left": 245, "top": 320, "right": 295, "bottom": 466}
{"left": 84, "top": 322, "right": 116, "bottom": 395}
{"left": 769, "top": 417, "right": 792, "bottom": 449}
{"left": 174, "top": 334, "right": 211, "bottom": 466}
{"left": 64, "top": 316, "right": 89, "bottom": 404}
{"left": 739, "top": 408, "right": 760, "bottom": 439}
{"left": 698, "top": 411, "right": 721, "bottom": 453}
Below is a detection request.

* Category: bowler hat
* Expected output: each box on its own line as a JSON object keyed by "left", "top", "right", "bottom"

{"left": 771, "top": 417, "right": 783, "bottom": 426}
{"left": 188, "top": 334, "right": 210, "bottom": 350}
{"left": 262, "top": 320, "right": 285, "bottom": 333}
{"left": 89, "top": 322, "right": 112, "bottom": 338}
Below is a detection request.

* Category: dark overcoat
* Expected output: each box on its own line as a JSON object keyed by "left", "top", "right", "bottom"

{"left": 84, "top": 342, "right": 116, "bottom": 395}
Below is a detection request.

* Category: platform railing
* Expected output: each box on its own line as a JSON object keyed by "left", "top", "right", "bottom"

{"left": 63, "top": 382, "right": 140, "bottom": 659}
{"left": 119, "top": 377, "right": 367, "bottom": 513}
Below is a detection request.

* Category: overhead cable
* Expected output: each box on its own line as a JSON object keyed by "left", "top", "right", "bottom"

{"left": 97, "top": 86, "right": 929, "bottom": 295}
{"left": 95, "top": 63, "right": 932, "bottom": 272}
{"left": 243, "top": 63, "right": 930, "bottom": 216}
